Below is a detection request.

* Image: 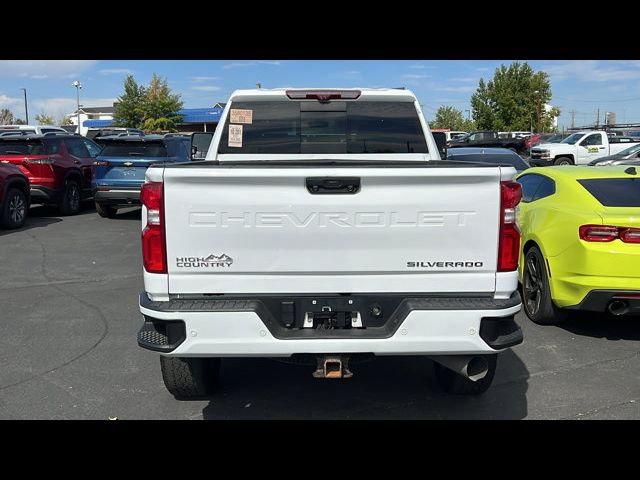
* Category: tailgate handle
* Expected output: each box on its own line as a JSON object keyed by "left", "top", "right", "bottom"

{"left": 306, "top": 177, "right": 360, "bottom": 194}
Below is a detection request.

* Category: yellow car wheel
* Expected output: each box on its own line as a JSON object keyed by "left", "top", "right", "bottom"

{"left": 522, "top": 246, "right": 567, "bottom": 325}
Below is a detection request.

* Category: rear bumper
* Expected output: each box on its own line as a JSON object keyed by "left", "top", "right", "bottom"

{"left": 565, "top": 290, "right": 640, "bottom": 314}
{"left": 138, "top": 291, "right": 523, "bottom": 356}
{"left": 529, "top": 157, "right": 553, "bottom": 166}
{"left": 93, "top": 187, "right": 141, "bottom": 206}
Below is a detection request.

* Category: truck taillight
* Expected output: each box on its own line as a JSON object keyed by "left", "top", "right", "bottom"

{"left": 497, "top": 181, "right": 522, "bottom": 272}
{"left": 580, "top": 225, "right": 640, "bottom": 243}
{"left": 140, "top": 182, "right": 166, "bottom": 273}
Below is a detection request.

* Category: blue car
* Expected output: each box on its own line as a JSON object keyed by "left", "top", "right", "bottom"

{"left": 92, "top": 134, "right": 191, "bottom": 218}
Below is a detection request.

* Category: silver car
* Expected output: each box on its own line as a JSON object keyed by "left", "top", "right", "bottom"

{"left": 590, "top": 142, "right": 640, "bottom": 166}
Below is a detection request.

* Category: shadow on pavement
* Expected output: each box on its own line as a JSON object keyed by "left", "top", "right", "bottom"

{"left": 0, "top": 205, "right": 63, "bottom": 236}
{"left": 110, "top": 207, "right": 142, "bottom": 221}
{"left": 560, "top": 311, "right": 640, "bottom": 341}
{"left": 201, "top": 350, "right": 529, "bottom": 419}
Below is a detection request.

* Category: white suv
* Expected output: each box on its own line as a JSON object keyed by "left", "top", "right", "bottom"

{"left": 0, "top": 125, "right": 68, "bottom": 136}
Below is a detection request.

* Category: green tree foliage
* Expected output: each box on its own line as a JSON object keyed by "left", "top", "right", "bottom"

{"left": 429, "top": 106, "right": 476, "bottom": 131}
{"left": 112, "top": 75, "right": 146, "bottom": 128}
{"left": 14, "top": 118, "right": 27, "bottom": 125}
{"left": 59, "top": 115, "right": 74, "bottom": 126}
{"left": 470, "top": 61, "right": 560, "bottom": 133}
{"left": 35, "top": 113, "right": 55, "bottom": 125}
{"left": 0, "top": 108, "right": 15, "bottom": 124}
{"left": 140, "top": 74, "right": 183, "bottom": 132}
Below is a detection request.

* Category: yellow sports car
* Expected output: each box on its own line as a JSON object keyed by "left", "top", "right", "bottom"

{"left": 515, "top": 165, "right": 640, "bottom": 324}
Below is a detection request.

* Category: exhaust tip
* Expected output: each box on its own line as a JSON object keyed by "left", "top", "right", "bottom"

{"left": 608, "top": 300, "right": 629, "bottom": 316}
{"left": 466, "top": 357, "right": 489, "bottom": 382}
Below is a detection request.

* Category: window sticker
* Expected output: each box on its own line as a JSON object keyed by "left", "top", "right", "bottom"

{"left": 230, "top": 109, "right": 253, "bottom": 124}
{"left": 228, "top": 124, "right": 243, "bottom": 148}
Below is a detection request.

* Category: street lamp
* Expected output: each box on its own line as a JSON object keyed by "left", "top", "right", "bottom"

{"left": 20, "top": 88, "right": 28, "bottom": 124}
{"left": 72, "top": 80, "right": 82, "bottom": 133}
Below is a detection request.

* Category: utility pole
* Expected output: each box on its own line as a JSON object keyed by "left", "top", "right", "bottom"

{"left": 72, "top": 80, "right": 82, "bottom": 133}
{"left": 570, "top": 110, "right": 575, "bottom": 129}
{"left": 20, "top": 88, "right": 29, "bottom": 124}
{"left": 596, "top": 108, "right": 600, "bottom": 129}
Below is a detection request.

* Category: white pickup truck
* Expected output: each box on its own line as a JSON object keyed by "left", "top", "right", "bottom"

{"left": 137, "top": 88, "right": 523, "bottom": 398}
{"left": 530, "top": 130, "right": 640, "bottom": 166}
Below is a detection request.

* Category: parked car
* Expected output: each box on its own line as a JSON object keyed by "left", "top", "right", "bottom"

{"left": 0, "top": 134, "right": 102, "bottom": 215}
{"left": 499, "top": 131, "right": 532, "bottom": 139}
{"left": 86, "top": 127, "right": 145, "bottom": 140}
{"left": 532, "top": 133, "right": 565, "bottom": 148}
{"left": 431, "top": 130, "right": 469, "bottom": 157}
{"left": 589, "top": 142, "right": 640, "bottom": 166}
{"left": 0, "top": 162, "right": 30, "bottom": 228}
{"left": 138, "top": 88, "right": 524, "bottom": 398}
{"left": 516, "top": 166, "right": 640, "bottom": 324}
{"left": 431, "top": 129, "right": 468, "bottom": 142}
{"left": 530, "top": 131, "right": 640, "bottom": 166}
{"left": 525, "top": 133, "right": 565, "bottom": 150}
{"left": 92, "top": 134, "right": 191, "bottom": 218}
{"left": 446, "top": 147, "right": 530, "bottom": 173}
{"left": 0, "top": 125, "right": 67, "bottom": 135}
{"left": 448, "top": 131, "right": 527, "bottom": 156}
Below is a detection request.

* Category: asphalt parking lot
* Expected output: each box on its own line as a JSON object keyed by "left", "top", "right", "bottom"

{"left": 0, "top": 203, "right": 638, "bottom": 420}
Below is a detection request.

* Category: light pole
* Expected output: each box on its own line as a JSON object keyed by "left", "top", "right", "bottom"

{"left": 465, "top": 109, "right": 471, "bottom": 120}
{"left": 72, "top": 80, "right": 82, "bottom": 133}
{"left": 20, "top": 88, "right": 29, "bottom": 124}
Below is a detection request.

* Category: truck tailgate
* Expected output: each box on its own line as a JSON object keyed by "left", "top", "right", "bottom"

{"left": 163, "top": 165, "right": 502, "bottom": 294}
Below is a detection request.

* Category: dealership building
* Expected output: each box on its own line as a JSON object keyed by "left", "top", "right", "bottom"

{"left": 70, "top": 104, "right": 224, "bottom": 135}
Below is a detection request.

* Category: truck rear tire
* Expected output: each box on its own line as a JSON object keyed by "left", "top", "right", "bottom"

{"left": 433, "top": 354, "right": 497, "bottom": 395}
{"left": 95, "top": 202, "right": 118, "bottom": 218}
{"left": 160, "top": 356, "right": 221, "bottom": 399}
{"left": 554, "top": 156, "right": 573, "bottom": 166}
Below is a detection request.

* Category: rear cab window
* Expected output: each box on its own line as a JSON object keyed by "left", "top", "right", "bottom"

{"left": 99, "top": 142, "right": 168, "bottom": 157}
{"left": 578, "top": 178, "right": 640, "bottom": 207}
{"left": 217, "top": 100, "right": 428, "bottom": 155}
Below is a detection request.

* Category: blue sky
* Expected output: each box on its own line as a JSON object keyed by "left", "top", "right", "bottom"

{"left": 1, "top": 60, "right": 640, "bottom": 129}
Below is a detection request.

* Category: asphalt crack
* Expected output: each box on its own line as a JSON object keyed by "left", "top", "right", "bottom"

{"left": 563, "top": 398, "right": 639, "bottom": 420}
{"left": 0, "top": 232, "right": 111, "bottom": 392}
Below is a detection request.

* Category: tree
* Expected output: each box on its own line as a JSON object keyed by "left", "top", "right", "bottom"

{"left": 112, "top": 74, "right": 146, "bottom": 128}
{"left": 35, "top": 113, "right": 55, "bottom": 125}
{"left": 429, "top": 106, "right": 476, "bottom": 131}
{"left": 14, "top": 118, "right": 27, "bottom": 125}
{"left": 470, "top": 61, "right": 560, "bottom": 133}
{"left": 139, "top": 73, "right": 183, "bottom": 132}
{"left": 59, "top": 115, "right": 74, "bottom": 126}
{"left": 0, "top": 108, "right": 15, "bottom": 125}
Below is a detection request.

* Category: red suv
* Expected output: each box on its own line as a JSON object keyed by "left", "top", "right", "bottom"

{"left": 0, "top": 162, "right": 30, "bottom": 228}
{"left": 0, "top": 134, "right": 102, "bottom": 215}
